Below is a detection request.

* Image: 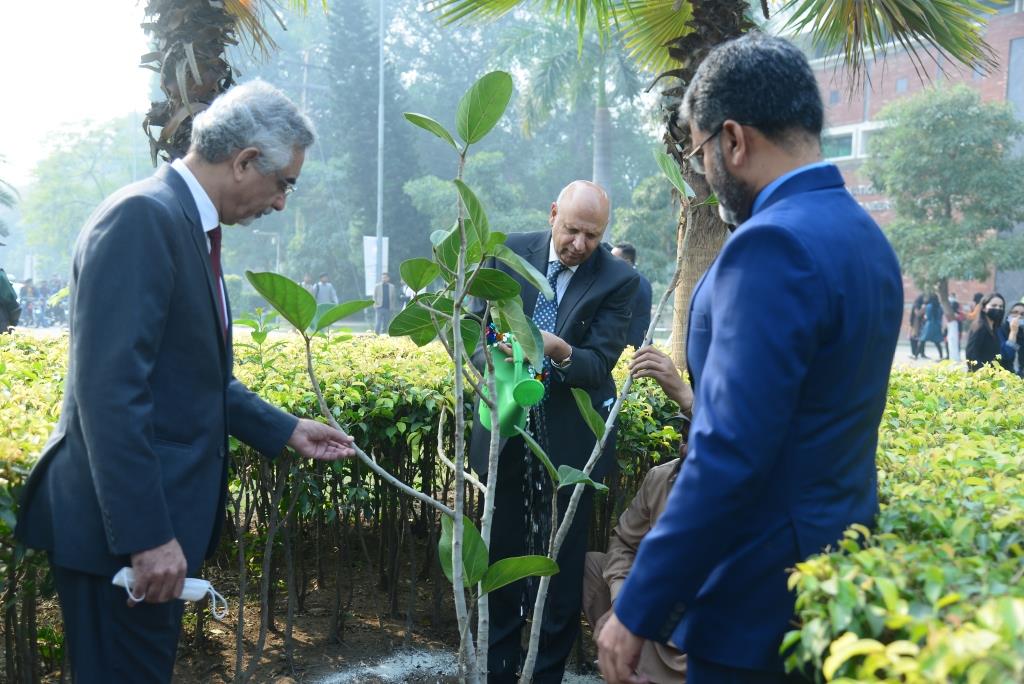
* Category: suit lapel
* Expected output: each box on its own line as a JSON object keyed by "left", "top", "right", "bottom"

{"left": 519, "top": 232, "right": 549, "bottom": 319}
{"left": 555, "top": 249, "right": 599, "bottom": 336}
{"left": 161, "top": 166, "right": 229, "bottom": 366}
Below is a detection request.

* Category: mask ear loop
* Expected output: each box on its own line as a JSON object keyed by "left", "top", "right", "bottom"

{"left": 207, "top": 586, "right": 229, "bottom": 621}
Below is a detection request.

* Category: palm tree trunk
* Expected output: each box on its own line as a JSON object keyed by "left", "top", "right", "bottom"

{"left": 670, "top": 171, "right": 728, "bottom": 372}
{"left": 592, "top": 55, "right": 613, "bottom": 225}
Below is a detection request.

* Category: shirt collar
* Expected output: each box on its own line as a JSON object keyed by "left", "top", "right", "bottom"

{"left": 170, "top": 158, "right": 220, "bottom": 233}
{"left": 751, "top": 161, "right": 834, "bottom": 216}
{"left": 547, "top": 239, "right": 579, "bottom": 273}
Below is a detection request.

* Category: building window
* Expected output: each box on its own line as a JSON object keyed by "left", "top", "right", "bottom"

{"left": 829, "top": 90, "right": 841, "bottom": 105}
{"left": 895, "top": 78, "right": 908, "bottom": 93}
{"left": 822, "top": 134, "right": 854, "bottom": 159}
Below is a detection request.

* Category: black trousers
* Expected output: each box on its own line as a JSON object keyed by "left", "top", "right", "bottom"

{"left": 485, "top": 439, "right": 595, "bottom": 684}
{"left": 52, "top": 562, "right": 185, "bottom": 683}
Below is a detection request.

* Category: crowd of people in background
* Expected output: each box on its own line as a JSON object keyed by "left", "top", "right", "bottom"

{"left": 0, "top": 271, "right": 68, "bottom": 330}
{"left": 908, "top": 289, "right": 1024, "bottom": 377}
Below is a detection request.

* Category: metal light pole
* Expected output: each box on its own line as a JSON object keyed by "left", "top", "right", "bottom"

{"left": 374, "top": 0, "right": 385, "bottom": 286}
{"left": 252, "top": 230, "right": 280, "bottom": 273}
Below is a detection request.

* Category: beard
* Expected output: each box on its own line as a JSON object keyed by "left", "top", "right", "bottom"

{"left": 710, "top": 143, "right": 756, "bottom": 227}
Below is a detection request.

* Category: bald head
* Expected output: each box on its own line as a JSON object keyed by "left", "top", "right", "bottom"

{"left": 549, "top": 180, "right": 610, "bottom": 267}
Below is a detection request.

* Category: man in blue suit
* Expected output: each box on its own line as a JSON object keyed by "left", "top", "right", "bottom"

{"left": 17, "top": 80, "right": 356, "bottom": 681}
{"left": 597, "top": 34, "right": 903, "bottom": 683}
{"left": 612, "top": 242, "right": 653, "bottom": 349}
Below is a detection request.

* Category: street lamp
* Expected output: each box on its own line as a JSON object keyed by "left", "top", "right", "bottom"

{"left": 251, "top": 230, "right": 281, "bottom": 273}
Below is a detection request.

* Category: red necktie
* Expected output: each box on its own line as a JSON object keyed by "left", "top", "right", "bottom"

{"left": 208, "top": 226, "right": 227, "bottom": 340}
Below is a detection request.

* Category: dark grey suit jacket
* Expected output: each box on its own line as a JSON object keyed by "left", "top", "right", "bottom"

{"left": 469, "top": 231, "right": 639, "bottom": 481}
{"left": 16, "top": 165, "right": 297, "bottom": 577}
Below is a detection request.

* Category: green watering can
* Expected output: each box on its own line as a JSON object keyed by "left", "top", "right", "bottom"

{"left": 478, "top": 337, "right": 546, "bottom": 438}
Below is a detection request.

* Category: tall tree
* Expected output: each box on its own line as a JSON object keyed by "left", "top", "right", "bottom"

{"left": 864, "top": 85, "right": 1024, "bottom": 310}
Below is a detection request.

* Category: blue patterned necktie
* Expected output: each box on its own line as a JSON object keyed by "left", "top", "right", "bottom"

{"left": 533, "top": 260, "right": 565, "bottom": 334}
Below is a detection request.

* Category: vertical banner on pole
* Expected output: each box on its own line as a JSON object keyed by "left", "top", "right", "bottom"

{"left": 363, "top": 236, "right": 389, "bottom": 296}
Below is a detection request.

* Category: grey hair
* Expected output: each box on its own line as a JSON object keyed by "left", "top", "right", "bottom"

{"left": 190, "top": 79, "right": 316, "bottom": 173}
{"left": 681, "top": 33, "right": 823, "bottom": 144}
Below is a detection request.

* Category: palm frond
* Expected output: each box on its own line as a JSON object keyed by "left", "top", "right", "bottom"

{"left": 616, "top": 0, "right": 694, "bottom": 74}
{"left": 780, "top": 0, "right": 999, "bottom": 89}
{"left": 433, "top": 0, "right": 620, "bottom": 43}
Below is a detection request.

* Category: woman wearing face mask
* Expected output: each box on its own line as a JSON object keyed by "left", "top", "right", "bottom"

{"left": 998, "top": 301, "right": 1024, "bottom": 377}
{"left": 965, "top": 293, "right": 1015, "bottom": 372}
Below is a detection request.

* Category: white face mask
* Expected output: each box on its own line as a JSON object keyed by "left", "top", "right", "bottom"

{"left": 112, "top": 567, "right": 229, "bottom": 620}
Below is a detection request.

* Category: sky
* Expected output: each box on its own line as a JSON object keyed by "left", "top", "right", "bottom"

{"left": 0, "top": 1, "right": 152, "bottom": 188}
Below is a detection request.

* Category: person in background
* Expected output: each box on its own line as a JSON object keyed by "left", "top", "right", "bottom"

{"left": 919, "top": 293, "right": 945, "bottom": 360}
{"left": 611, "top": 242, "right": 653, "bottom": 349}
{"left": 946, "top": 292, "right": 962, "bottom": 362}
{"left": 373, "top": 271, "right": 399, "bottom": 334}
{"left": 998, "top": 300, "right": 1024, "bottom": 377}
{"left": 908, "top": 294, "right": 925, "bottom": 359}
{"left": 312, "top": 272, "right": 338, "bottom": 306}
{"left": 966, "top": 292, "right": 1016, "bottom": 373}
{"left": 583, "top": 346, "right": 691, "bottom": 684}
{"left": 301, "top": 273, "right": 316, "bottom": 293}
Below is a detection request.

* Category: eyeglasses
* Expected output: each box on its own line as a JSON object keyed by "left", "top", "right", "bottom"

{"left": 275, "top": 171, "right": 297, "bottom": 197}
{"left": 684, "top": 125, "right": 723, "bottom": 175}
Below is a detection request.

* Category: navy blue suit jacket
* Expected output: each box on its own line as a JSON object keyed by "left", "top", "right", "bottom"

{"left": 614, "top": 164, "right": 903, "bottom": 670}
{"left": 625, "top": 272, "right": 652, "bottom": 349}
{"left": 17, "top": 166, "right": 297, "bottom": 577}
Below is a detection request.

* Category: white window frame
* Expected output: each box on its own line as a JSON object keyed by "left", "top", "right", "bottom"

{"left": 821, "top": 121, "right": 889, "bottom": 161}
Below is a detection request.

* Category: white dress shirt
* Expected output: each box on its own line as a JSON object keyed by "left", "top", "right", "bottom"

{"left": 547, "top": 239, "right": 577, "bottom": 304}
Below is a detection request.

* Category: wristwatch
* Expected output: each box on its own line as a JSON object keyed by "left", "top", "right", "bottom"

{"left": 551, "top": 346, "right": 573, "bottom": 370}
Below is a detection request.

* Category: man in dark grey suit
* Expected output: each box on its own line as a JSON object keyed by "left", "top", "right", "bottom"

{"left": 470, "top": 180, "right": 639, "bottom": 683}
{"left": 611, "top": 242, "right": 653, "bottom": 349}
{"left": 16, "top": 80, "right": 356, "bottom": 682}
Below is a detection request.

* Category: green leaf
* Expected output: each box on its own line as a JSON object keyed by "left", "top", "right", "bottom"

{"left": 456, "top": 71, "right": 514, "bottom": 145}
{"left": 403, "top": 112, "right": 459, "bottom": 151}
{"left": 245, "top": 271, "right": 317, "bottom": 334}
{"left": 434, "top": 222, "right": 483, "bottom": 274}
{"left": 315, "top": 298, "right": 373, "bottom": 331}
{"left": 571, "top": 387, "right": 606, "bottom": 440}
{"left": 515, "top": 425, "right": 559, "bottom": 485}
{"left": 453, "top": 179, "right": 490, "bottom": 242}
{"left": 480, "top": 555, "right": 559, "bottom": 595}
{"left": 438, "top": 515, "right": 490, "bottom": 587}
{"left": 400, "top": 258, "right": 441, "bottom": 292}
{"left": 444, "top": 317, "right": 483, "bottom": 353}
{"left": 493, "top": 245, "right": 553, "bottom": 301}
{"left": 653, "top": 149, "right": 695, "bottom": 198}
{"left": 388, "top": 296, "right": 439, "bottom": 346}
{"left": 556, "top": 465, "right": 608, "bottom": 493}
{"left": 467, "top": 268, "right": 521, "bottom": 300}
{"left": 495, "top": 297, "right": 544, "bottom": 368}
{"left": 485, "top": 231, "right": 508, "bottom": 252}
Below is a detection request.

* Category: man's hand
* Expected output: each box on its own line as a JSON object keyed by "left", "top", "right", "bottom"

{"left": 541, "top": 331, "right": 571, "bottom": 364}
{"left": 594, "top": 608, "right": 613, "bottom": 643}
{"left": 287, "top": 418, "right": 357, "bottom": 461}
{"left": 629, "top": 346, "right": 692, "bottom": 412}
{"left": 129, "top": 538, "right": 187, "bottom": 605}
{"left": 597, "top": 612, "right": 650, "bottom": 684}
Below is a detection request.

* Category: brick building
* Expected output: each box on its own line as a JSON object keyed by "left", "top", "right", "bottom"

{"left": 802, "top": 2, "right": 1024, "bottom": 330}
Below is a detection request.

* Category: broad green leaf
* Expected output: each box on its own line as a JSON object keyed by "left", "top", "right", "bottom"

{"left": 480, "top": 555, "right": 559, "bottom": 595}
{"left": 485, "top": 231, "right": 508, "bottom": 253}
{"left": 495, "top": 297, "right": 544, "bottom": 368}
{"left": 556, "top": 465, "right": 608, "bottom": 493}
{"left": 456, "top": 71, "right": 513, "bottom": 145}
{"left": 515, "top": 425, "right": 559, "bottom": 485}
{"left": 245, "top": 271, "right": 317, "bottom": 333}
{"left": 653, "top": 149, "right": 695, "bottom": 198}
{"left": 438, "top": 515, "right": 490, "bottom": 587}
{"left": 444, "top": 317, "right": 482, "bottom": 353}
{"left": 467, "top": 268, "right": 521, "bottom": 300}
{"left": 388, "top": 297, "right": 439, "bottom": 346}
{"left": 404, "top": 112, "right": 459, "bottom": 151}
{"left": 434, "top": 222, "right": 483, "bottom": 274}
{"left": 453, "top": 179, "right": 490, "bottom": 242}
{"left": 493, "top": 245, "right": 553, "bottom": 300}
{"left": 315, "top": 298, "right": 373, "bottom": 331}
{"left": 400, "top": 258, "right": 441, "bottom": 292}
{"left": 571, "top": 387, "right": 606, "bottom": 440}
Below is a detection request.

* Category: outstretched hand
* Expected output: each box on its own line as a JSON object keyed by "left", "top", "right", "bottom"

{"left": 287, "top": 418, "right": 357, "bottom": 461}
